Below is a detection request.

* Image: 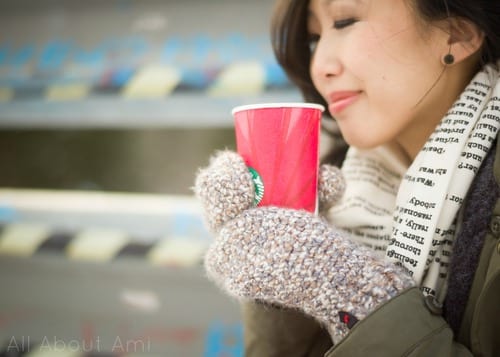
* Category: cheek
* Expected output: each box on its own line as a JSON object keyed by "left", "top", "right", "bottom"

{"left": 349, "top": 18, "right": 435, "bottom": 79}
{"left": 349, "top": 32, "right": 436, "bottom": 108}
{"left": 341, "top": 28, "right": 391, "bottom": 81}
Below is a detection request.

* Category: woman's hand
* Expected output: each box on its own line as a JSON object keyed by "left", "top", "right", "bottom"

{"left": 194, "top": 151, "right": 255, "bottom": 234}
{"left": 318, "top": 164, "right": 345, "bottom": 213}
{"left": 204, "top": 206, "right": 415, "bottom": 341}
{"left": 194, "top": 150, "right": 346, "bottom": 234}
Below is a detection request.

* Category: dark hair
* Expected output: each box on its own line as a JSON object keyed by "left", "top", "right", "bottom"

{"left": 270, "top": 0, "right": 500, "bottom": 164}
{"left": 271, "top": 0, "right": 324, "bottom": 108}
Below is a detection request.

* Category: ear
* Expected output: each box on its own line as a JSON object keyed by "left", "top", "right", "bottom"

{"left": 443, "top": 17, "right": 484, "bottom": 65}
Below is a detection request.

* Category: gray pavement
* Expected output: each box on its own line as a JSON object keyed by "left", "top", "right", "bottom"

{"left": 0, "top": 255, "right": 243, "bottom": 356}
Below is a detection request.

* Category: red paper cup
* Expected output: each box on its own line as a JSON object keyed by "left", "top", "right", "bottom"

{"left": 232, "top": 102, "right": 324, "bottom": 212}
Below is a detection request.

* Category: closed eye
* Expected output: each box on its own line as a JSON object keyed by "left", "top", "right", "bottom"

{"left": 333, "top": 18, "right": 357, "bottom": 30}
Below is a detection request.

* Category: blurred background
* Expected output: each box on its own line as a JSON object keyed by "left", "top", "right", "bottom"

{"left": 0, "top": 0, "right": 302, "bottom": 355}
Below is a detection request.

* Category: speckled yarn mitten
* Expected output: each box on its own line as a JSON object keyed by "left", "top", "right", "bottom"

{"left": 194, "top": 151, "right": 414, "bottom": 341}
{"left": 204, "top": 207, "right": 415, "bottom": 341}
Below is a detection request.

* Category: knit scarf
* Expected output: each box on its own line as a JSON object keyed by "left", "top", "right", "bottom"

{"left": 328, "top": 62, "right": 500, "bottom": 301}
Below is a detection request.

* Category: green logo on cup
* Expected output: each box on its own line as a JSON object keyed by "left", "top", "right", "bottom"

{"left": 248, "top": 167, "right": 264, "bottom": 205}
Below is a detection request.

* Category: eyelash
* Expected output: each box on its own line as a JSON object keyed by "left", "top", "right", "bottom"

{"left": 307, "top": 17, "right": 357, "bottom": 52}
{"left": 333, "top": 18, "right": 357, "bottom": 29}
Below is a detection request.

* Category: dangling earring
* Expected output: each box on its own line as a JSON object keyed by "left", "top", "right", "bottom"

{"left": 443, "top": 53, "right": 454, "bottom": 65}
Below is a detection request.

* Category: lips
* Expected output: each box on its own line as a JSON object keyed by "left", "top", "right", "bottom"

{"left": 328, "top": 91, "right": 361, "bottom": 115}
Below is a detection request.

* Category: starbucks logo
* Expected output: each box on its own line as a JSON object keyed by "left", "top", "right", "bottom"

{"left": 248, "top": 167, "right": 264, "bottom": 205}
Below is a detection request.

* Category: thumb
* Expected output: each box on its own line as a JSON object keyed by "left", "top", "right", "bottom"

{"left": 318, "top": 164, "right": 345, "bottom": 213}
{"left": 194, "top": 150, "right": 254, "bottom": 233}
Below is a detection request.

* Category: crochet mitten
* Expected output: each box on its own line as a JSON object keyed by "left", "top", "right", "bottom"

{"left": 204, "top": 207, "right": 415, "bottom": 341}
{"left": 194, "top": 150, "right": 345, "bottom": 233}
{"left": 194, "top": 151, "right": 414, "bottom": 341}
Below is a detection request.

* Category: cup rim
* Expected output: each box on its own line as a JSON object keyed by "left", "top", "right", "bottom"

{"left": 231, "top": 102, "right": 325, "bottom": 116}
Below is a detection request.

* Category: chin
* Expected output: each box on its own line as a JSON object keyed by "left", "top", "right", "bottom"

{"left": 343, "top": 135, "right": 383, "bottom": 150}
{"left": 337, "top": 121, "right": 386, "bottom": 149}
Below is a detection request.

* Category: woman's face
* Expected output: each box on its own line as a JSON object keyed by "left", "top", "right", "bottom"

{"left": 308, "top": 0, "right": 452, "bottom": 157}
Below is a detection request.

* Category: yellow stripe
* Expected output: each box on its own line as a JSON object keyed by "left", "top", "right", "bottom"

{"left": 122, "top": 65, "right": 181, "bottom": 98}
{"left": 0, "top": 224, "right": 49, "bottom": 257}
{"left": 148, "top": 239, "right": 207, "bottom": 267}
{"left": 0, "top": 87, "right": 14, "bottom": 101}
{"left": 66, "top": 229, "right": 128, "bottom": 262}
{"left": 0, "top": 189, "right": 202, "bottom": 216}
{"left": 26, "top": 346, "right": 81, "bottom": 357}
{"left": 45, "top": 83, "right": 90, "bottom": 101}
{"left": 208, "top": 61, "right": 265, "bottom": 96}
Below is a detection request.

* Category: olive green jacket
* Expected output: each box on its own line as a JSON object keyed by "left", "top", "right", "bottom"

{"left": 242, "top": 136, "right": 500, "bottom": 357}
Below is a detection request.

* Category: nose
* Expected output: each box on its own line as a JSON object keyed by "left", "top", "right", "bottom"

{"left": 310, "top": 36, "right": 342, "bottom": 81}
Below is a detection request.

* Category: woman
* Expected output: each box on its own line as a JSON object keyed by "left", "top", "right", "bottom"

{"left": 195, "top": 0, "right": 500, "bottom": 355}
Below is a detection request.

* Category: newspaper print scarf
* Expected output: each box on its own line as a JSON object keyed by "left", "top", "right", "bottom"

{"left": 328, "top": 62, "right": 500, "bottom": 301}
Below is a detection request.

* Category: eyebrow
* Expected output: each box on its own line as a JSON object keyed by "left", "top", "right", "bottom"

{"left": 322, "top": 0, "right": 361, "bottom": 4}
{"left": 312, "top": 0, "right": 363, "bottom": 18}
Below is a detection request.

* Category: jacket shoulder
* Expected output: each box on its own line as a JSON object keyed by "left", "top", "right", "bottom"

{"left": 458, "top": 135, "right": 500, "bottom": 356}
